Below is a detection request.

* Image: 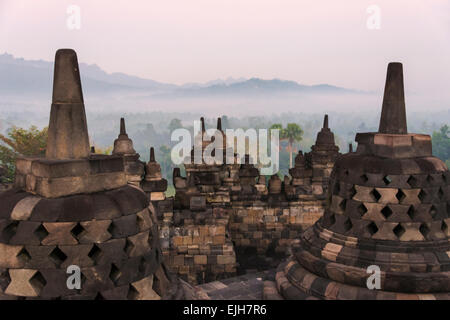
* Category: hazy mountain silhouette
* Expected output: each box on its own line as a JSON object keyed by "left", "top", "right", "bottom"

{"left": 0, "top": 53, "right": 358, "bottom": 97}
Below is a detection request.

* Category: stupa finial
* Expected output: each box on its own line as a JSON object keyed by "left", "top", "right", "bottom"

{"left": 46, "top": 49, "right": 90, "bottom": 159}
{"left": 379, "top": 62, "right": 407, "bottom": 134}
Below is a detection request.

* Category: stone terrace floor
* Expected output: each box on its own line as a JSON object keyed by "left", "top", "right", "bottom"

{"left": 195, "top": 269, "right": 276, "bottom": 300}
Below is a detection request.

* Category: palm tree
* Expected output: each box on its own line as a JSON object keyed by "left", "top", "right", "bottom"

{"left": 270, "top": 123, "right": 304, "bottom": 169}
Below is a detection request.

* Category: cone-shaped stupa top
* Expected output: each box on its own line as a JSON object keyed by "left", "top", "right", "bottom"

{"left": 379, "top": 62, "right": 407, "bottom": 134}
{"left": 217, "top": 117, "right": 222, "bottom": 131}
{"left": 46, "top": 49, "right": 90, "bottom": 159}
{"left": 52, "top": 49, "right": 84, "bottom": 104}
{"left": 314, "top": 114, "right": 335, "bottom": 145}
{"left": 120, "top": 117, "right": 127, "bottom": 136}
{"left": 348, "top": 143, "right": 353, "bottom": 153}
{"left": 113, "top": 117, "right": 136, "bottom": 155}
{"left": 323, "top": 114, "right": 329, "bottom": 129}
{"left": 150, "top": 147, "right": 155, "bottom": 162}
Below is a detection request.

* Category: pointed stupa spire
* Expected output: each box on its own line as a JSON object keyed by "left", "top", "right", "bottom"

{"left": 90, "top": 146, "right": 96, "bottom": 154}
{"left": 349, "top": 143, "right": 353, "bottom": 153}
{"left": 46, "top": 49, "right": 90, "bottom": 159}
{"left": 150, "top": 147, "right": 155, "bottom": 162}
{"left": 323, "top": 114, "right": 329, "bottom": 129}
{"left": 120, "top": 117, "right": 127, "bottom": 136}
{"left": 378, "top": 62, "right": 407, "bottom": 134}
{"left": 217, "top": 117, "right": 222, "bottom": 131}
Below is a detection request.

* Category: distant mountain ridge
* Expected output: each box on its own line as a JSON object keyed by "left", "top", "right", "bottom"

{"left": 0, "top": 53, "right": 358, "bottom": 97}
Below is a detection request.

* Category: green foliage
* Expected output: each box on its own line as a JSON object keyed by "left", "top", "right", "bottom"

{"left": 0, "top": 126, "right": 48, "bottom": 183}
{"left": 270, "top": 123, "right": 304, "bottom": 169}
{"left": 432, "top": 125, "right": 450, "bottom": 165}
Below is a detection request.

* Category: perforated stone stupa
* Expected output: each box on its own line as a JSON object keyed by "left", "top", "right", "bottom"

{"left": 0, "top": 49, "right": 181, "bottom": 300}
{"left": 266, "top": 62, "right": 450, "bottom": 300}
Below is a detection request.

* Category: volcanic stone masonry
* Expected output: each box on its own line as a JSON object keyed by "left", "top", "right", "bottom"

{"left": 0, "top": 49, "right": 184, "bottom": 300}
{"left": 145, "top": 116, "right": 341, "bottom": 284}
{"left": 264, "top": 62, "right": 450, "bottom": 300}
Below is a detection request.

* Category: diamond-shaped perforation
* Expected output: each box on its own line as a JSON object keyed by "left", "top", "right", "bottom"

{"left": 17, "top": 247, "right": 31, "bottom": 262}
{"left": 381, "top": 206, "right": 393, "bottom": 219}
{"left": 29, "top": 271, "right": 47, "bottom": 292}
{"left": 349, "top": 185, "right": 357, "bottom": 199}
{"left": 418, "top": 189, "right": 427, "bottom": 202}
{"left": 127, "top": 285, "right": 139, "bottom": 300}
{"left": 343, "top": 218, "right": 353, "bottom": 232}
{"left": 396, "top": 189, "right": 406, "bottom": 203}
{"left": 407, "top": 205, "right": 415, "bottom": 220}
{"left": 344, "top": 169, "right": 349, "bottom": 176}
{"left": 357, "top": 203, "right": 368, "bottom": 217}
{"left": 49, "top": 247, "right": 67, "bottom": 267}
{"left": 407, "top": 175, "right": 417, "bottom": 187}
{"left": 393, "top": 224, "right": 405, "bottom": 238}
{"left": 370, "top": 189, "right": 381, "bottom": 202}
{"left": 383, "top": 175, "right": 392, "bottom": 185}
{"left": 109, "top": 263, "right": 122, "bottom": 284}
{"left": 426, "top": 174, "right": 434, "bottom": 184}
{"left": 419, "top": 223, "right": 430, "bottom": 238}
{"left": 367, "top": 222, "right": 378, "bottom": 236}
{"left": 107, "top": 221, "right": 115, "bottom": 236}
{"left": 94, "top": 292, "right": 105, "bottom": 300}
{"left": 34, "top": 224, "right": 49, "bottom": 242}
{"left": 88, "top": 244, "right": 102, "bottom": 263}
{"left": 71, "top": 223, "right": 85, "bottom": 239}
{"left": 0, "top": 269, "right": 11, "bottom": 291}
{"left": 360, "top": 174, "right": 369, "bottom": 183}
{"left": 3, "top": 220, "right": 19, "bottom": 241}
{"left": 441, "top": 221, "right": 448, "bottom": 234}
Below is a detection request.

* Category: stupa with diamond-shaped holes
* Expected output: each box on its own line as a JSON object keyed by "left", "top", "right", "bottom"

{"left": 0, "top": 49, "right": 181, "bottom": 300}
{"left": 265, "top": 62, "right": 450, "bottom": 300}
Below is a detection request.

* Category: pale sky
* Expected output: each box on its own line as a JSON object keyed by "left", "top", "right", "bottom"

{"left": 1, "top": 0, "right": 450, "bottom": 93}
